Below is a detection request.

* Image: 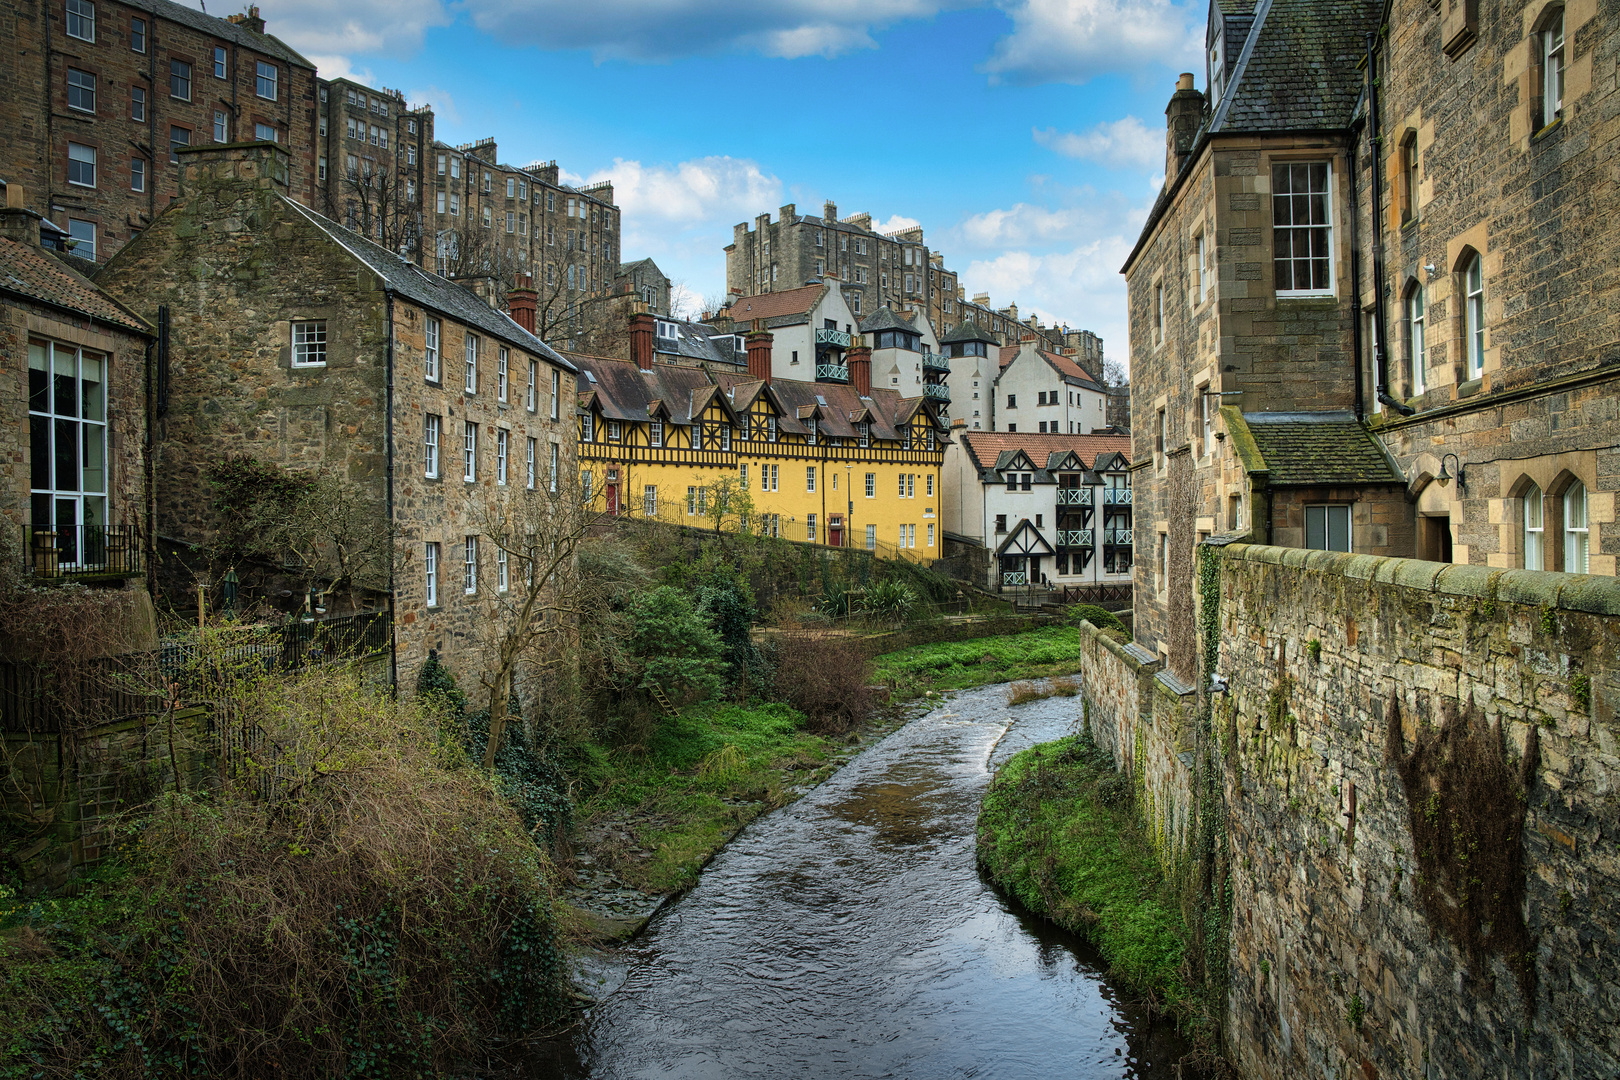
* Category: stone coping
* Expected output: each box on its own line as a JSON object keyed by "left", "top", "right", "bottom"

{"left": 1075, "top": 619, "right": 1163, "bottom": 673}
{"left": 1219, "top": 543, "right": 1620, "bottom": 617}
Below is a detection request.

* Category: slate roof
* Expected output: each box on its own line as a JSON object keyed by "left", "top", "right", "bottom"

{"left": 1210, "top": 0, "right": 1381, "bottom": 135}
{"left": 941, "top": 321, "right": 999, "bottom": 345}
{"left": 858, "top": 306, "right": 919, "bottom": 335}
{"left": 128, "top": 0, "right": 314, "bottom": 68}
{"left": 1242, "top": 412, "right": 1403, "bottom": 485}
{"left": 281, "top": 200, "right": 574, "bottom": 371}
{"left": 997, "top": 342, "right": 1106, "bottom": 391}
{"left": 0, "top": 235, "right": 150, "bottom": 335}
{"left": 723, "top": 284, "right": 827, "bottom": 326}
{"left": 959, "top": 432, "right": 1131, "bottom": 483}
{"left": 654, "top": 317, "right": 745, "bottom": 367}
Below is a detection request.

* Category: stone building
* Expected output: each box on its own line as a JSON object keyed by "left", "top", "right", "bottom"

{"left": 614, "top": 258, "right": 672, "bottom": 316}
{"left": 0, "top": 0, "right": 317, "bottom": 265}
{"left": 0, "top": 190, "right": 152, "bottom": 584}
{"left": 95, "top": 143, "right": 577, "bottom": 684}
{"left": 314, "top": 78, "right": 433, "bottom": 262}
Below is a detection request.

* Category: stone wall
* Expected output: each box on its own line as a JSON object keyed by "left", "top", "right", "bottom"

{"left": 1216, "top": 544, "right": 1618, "bottom": 1080}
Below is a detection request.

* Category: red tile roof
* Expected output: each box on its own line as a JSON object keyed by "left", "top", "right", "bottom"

{"left": 721, "top": 284, "right": 826, "bottom": 325}
{"left": 0, "top": 237, "right": 150, "bottom": 334}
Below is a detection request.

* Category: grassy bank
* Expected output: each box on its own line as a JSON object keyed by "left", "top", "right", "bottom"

{"left": 872, "top": 624, "right": 1085, "bottom": 699}
{"left": 977, "top": 734, "right": 1197, "bottom": 1030}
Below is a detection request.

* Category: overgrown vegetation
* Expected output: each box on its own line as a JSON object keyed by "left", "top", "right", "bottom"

{"left": 1007, "top": 676, "right": 1080, "bottom": 705}
{"left": 977, "top": 734, "right": 1201, "bottom": 1034}
{"left": 1067, "top": 603, "right": 1129, "bottom": 638}
{"left": 872, "top": 625, "right": 1083, "bottom": 699}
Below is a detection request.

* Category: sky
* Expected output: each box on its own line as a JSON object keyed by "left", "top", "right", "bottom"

{"left": 201, "top": 0, "right": 1208, "bottom": 365}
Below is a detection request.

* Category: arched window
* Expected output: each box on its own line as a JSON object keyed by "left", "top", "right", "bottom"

{"left": 1462, "top": 253, "right": 1485, "bottom": 377}
{"left": 1406, "top": 283, "right": 1426, "bottom": 394}
{"left": 1523, "top": 482, "right": 1543, "bottom": 570}
{"left": 1564, "top": 480, "right": 1588, "bottom": 573}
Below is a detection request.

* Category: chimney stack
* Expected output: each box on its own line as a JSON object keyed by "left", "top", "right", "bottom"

{"left": 848, "top": 344, "right": 872, "bottom": 397}
{"left": 507, "top": 273, "right": 537, "bottom": 334}
{"left": 1165, "top": 72, "right": 1204, "bottom": 184}
{"left": 824, "top": 200, "right": 838, "bottom": 222}
{"left": 629, "top": 311, "right": 655, "bottom": 369}
{"left": 746, "top": 324, "right": 773, "bottom": 383}
{"left": 227, "top": 5, "right": 266, "bottom": 33}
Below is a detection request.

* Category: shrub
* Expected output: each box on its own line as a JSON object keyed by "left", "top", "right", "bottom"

{"left": 770, "top": 633, "right": 874, "bottom": 736}
{"left": 1067, "top": 604, "right": 1127, "bottom": 637}
{"left": 628, "top": 586, "right": 727, "bottom": 702}
{"left": 1007, "top": 681, "right": 1044, "bottom": 706}
{"left": 860, "top": 578, "right": 918, "bottom": 627}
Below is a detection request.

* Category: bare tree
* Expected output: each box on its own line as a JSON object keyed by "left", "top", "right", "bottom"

{"left": 331, "top": 160, "right": 419, "bottom": 258}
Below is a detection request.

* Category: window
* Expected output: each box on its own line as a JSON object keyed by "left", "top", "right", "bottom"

{"left": 66, "top": 0, "right": 94, "bottom": 40}
{"left": 464, "top": 537, "right": 478, "bottom": 594}
{"left": 898, "top": 474, "right": 907, "bottom": 497}
{"left": 422, "top": 317, "right": 442, "bottom": 381}
{"left": 926, "top": 474, "right": 934, "bottom": 497}
{"left": 449, "top": 193, "right": 459, "bottom": 215}
{"left": 1400, "top": 134, "right": 1419, "bottom": 223}
{"left": 865, "top": 472, "right": 875, "bottom": 498}
{"left": 608, "top": 421, "right": 622, "bottom": 442}
{"left": 644, "top": 485, "right": 657, "bottom": 517}
{"left": 526, "top": 360, "right": 538, "bottom": 411}
{"left": 170, "top": 59, "right": 191, "bottom": 101}
{"left": 67, "top": 143, "right": 96, "bottom": 188}
{"left": 169, "top": 126, "right": 190, "bottom": 161}
{"left": 436, "top": 192, "right": 446, "bottom": 214}
{"left": 1157, "top": 407, "right": 1168, "bottom": 462}
{"left": 1541, "top": 12, "right": 1565, "bottom": 128}
{"left": 131, "top": 85, "right": 146, "bottom": 120}
{"left": 254, "top": 122, "right": 276, "bottom": 143}
{"left": 67, "top": 219, "right": 95, "bottom": 259}
{"left": 995, "top": 515, "right": 1007, "bottom": 533}
{"left": 424, "top": 542, "right": 439, "bottom": 606}
{"left": 212, "top": 110, "right": 227, "bottom": 142}
{"left": 27, "top": 339, "right": 108, "bottom": 557}
{"left": 130, "top": 157, "right": 145, "bottom": 192}
{"left": 1305, "top": 505, "right": 1352, "bottom": 552}
{"left": 1154, "top": 282, "right": 1164, "bottom": 344}
{"left": 766, "top": 415, "right": 777, "bottom": 441}
{"left": 1158, "top": 532, "right": 1170, "bottom": 593}
{"left": 1407, "top": 286, "right": 1426, "bottom": 394}
{"left": 463, "top": 421, "right": 477, "bottom": 481}
{"left": 1463, "top": 254, "right": 1485, "bottom": 377}
{"left": 858, "top": 421, "right": 870, "bottom": 447}
{"left": 807, "top": 467, "right": 816, "bottom": 492}
{"left": 550, "top": 370, "right": 560, "bottom": 420}
{"left": 450, "top": 157, "right": 460, "bottom": 179}
{"left": 526, "top": 438, "right": 536, "bottom": 489}
{"left": 581, "top": 413, "right": 594, "bottom": 443}
{"left": 807, "top": 514, "right": 818, "bottom": 543}
{"left": 130, "top": 15, "right": 145, "bottom": 51}
{"left": 213, "top": 47, "right": 226, "bottom": 79}
{"left": 1272, "top": 163, "right": 1333, "bottom": 295}
{"left": 464, "top": 334, "right": 478, "bottom": 393}
{"left": 67, "top": 68, "right": 95, "bottom": 113}
{"left": 1564, "top": 481, "right": 1588, "bottom": 573}
{"left": 291, "top": 321, "right": 327, "bottom": 366}
{"left": 549, "top": 443, "right": 559, "bottom": 492}
{"left": 496, "top": 547, "right": 509, "bottom": 592}
{"left": 1200, "top": 389, "right": 1212, "bottom": 455}
{"left": 866, "top": 524, "right": 876, "bottom": 551}
{"left": 1006, "top": 394, "right": 1016, "bottom": 409}
{"left": 497, "top": 348, "right": 509, "bottom": 402}
{"left": 806, "top": 418, "right": 818, "bottom": 445}
{"left": 1523, "top": 483, "right": 1543, "bottom": 570}
{"left": 927, "top": 524, "right": 936, "bottom": 547}
{"left": 649, "top": 419, "right": 663, "bottom": 447}
{"left": 1195, "top": 232, "right": 1208, "bottom": 303}
{"left": 506, "top": 211, "right": 515, "bottom": 233}
{"left": 423, "top": 414, "right": 442, "bottom": 478}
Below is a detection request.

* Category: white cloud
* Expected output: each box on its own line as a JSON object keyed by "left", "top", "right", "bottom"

{"left": 983, "top": 0, "right": 1201, "bottom": 85}
{"left": 583, "top": 156, "right": 782, "bottom": 224}
{"left": 963, "top": 238, "right": 1136, "bottom": 361}
{"left": 1034, "top": 116, "right": 1162, "bottom": 171}
{"left": 304, "top": 54, "right": 375, "bottom": 86}
{"left": 955, "top": 192, "right": 1146, "bottom": 250}
{"left": 406, "top": 86, "right": 460, "bottom": 125}
{"left": 870, "top": 214, "right": 922, "bottom": 234}
{"left": 239, "top": 0, "right": 449, "bottom": 55}
{"left": 457, "top": 0, "right": 950, "bottom": 62}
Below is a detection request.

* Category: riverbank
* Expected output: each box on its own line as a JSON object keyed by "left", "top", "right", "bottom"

{"left": 871, "top": 624, "right": 1088, "bottom": 701}
{"left": 977, "top": 733, "right": 1213, "bottom": 1050}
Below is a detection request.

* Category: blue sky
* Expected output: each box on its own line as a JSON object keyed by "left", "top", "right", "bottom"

{"left": 219, "top": 0, "right": 1207, "bottom": 364}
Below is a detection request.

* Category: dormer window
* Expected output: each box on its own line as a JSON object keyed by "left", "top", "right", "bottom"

{"left": 858, "top": 421, "right": 870, "bottom": 447}
{"left": 1209, "top": 30, "right": 1225, "bottom": 104}
{"left": 656, "top": 320, "right": 677, "bottom": 340}
{"left": 806, "top": 418, "right": 818, "bottom": 445}
{"left": 733, "top": 335, "right": 747, "bottom": 354}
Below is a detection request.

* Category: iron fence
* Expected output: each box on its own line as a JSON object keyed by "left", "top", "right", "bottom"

{"left": 25, "top": 524, "right": 143, "bottom": 580}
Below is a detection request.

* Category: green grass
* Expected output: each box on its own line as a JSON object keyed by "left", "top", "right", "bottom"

{"left": 977, "top": 734, "right": 1191, "bottom": 1017}
{"left": 872, "top": 626, "right": 1084, "bottom": 699}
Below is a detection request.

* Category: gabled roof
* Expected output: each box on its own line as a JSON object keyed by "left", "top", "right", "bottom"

{"left": 0, "top": 235, "right": 150, "bottom": 336}
{"left": 996, "top": 519, "right": 1057, "bottom": 557}
{"left": 960, "top": 432, "right": 1132, "bottom": 482}
{"left": 859, "top": 306, "right": 918, "bottom": 335}
{"left": 722, "top": 284, "right": 827, "bottom": 326}
{"left": 1238, "top": 411, "right": 1403, "bottom": 485}
{"left": 138, "top": 0, "right": 315, "bottom": 68}
{"left": 281, "top": 200, "right": 573, "bottom": 372}
{"left": 998, "top": 341, "right": 1106, "bottom": 391}
{"left": 941, "top": 321, "right": 999, "bottom": 345}
{"left": 568, "top": 356, "right": 717, "bottom": 425}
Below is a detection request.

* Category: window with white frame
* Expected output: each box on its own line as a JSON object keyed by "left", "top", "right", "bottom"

{"left": 1200, "top": 389, "right": 1213, "bottom": 455}
{"left": 1272, "top": 162, "right": 1333, "bottom": 295}
{"left": 131, "top": 85, "right": 146, "bottom": 121}
{"left": 1305, "top": 504, "right": 1352, "bottom": 552}
{"left": 67, "top": 219, "right": 95, "bottom": 259}
{"left": 927, "top": 523, "right": 935, "bottom": 547}
{"left": 526, "top": 438, "right": 536, "bottom": 489}
{"left": 464, "top": 536, "right": 478, "bottom": 593}
{"left": 66, "top": 0, "right": 95, "bottom": 40}
{"left": 424, "top": 542, "right": 439, "bottom": 606}
{"left": 1463, "top": 254, "right": 1485, "bottom": 377}
{"left": 1523, "top": 483, "right": 1543, "bottom": 570}
{"left": 607, "top": 420, "right": 621, "bottom": 442}
{"left": 67, "top": 68, "right": 95, "bottom": 113}
{"left": 1541, "top": 12, "right": 1565, "bottom": 128}
{"left": 130, "top": 14, "right": 145, "bottom": 51}
{"left": 527, "top": 359, "right": 537, "bottom": 410}
{"left": 649, "top": 419, "right": 663, "bottom": 447}
{"left": 170, "top": 59, "right": 191, "bottom": 101}
{"left": 496, "top": 547, "right": 509, "bottom": 592}
{"left": 496, "top": 429, "right": 509, "bottom": 484}
{"left": 1195, "top": 231, "right": 1208, "bottom": 303}
{"left": 644, "top": 485, "right": 657, "bottom": 516}
{"left": 291, "top": 321, "right": 326, "bottom": 367}
{"left": 1407, "top": 286, "right": 1426, "bottom": 394}
{"left": 581, "top": 413, "right": 594, "bottom": 443}
{"left": 424, "top": 414, "right": 440, "bottom": 477}
{"left": 256, "top": 61, "right": 278, "bottom": 100}
{"left": 866, "top": 524, "right": 876, "bottom": 551}
{"left": 67, "top": 143, "right": 96, "bottom": 188}
{"left": 130, "top": 157, "right": 145, "bottom": 192}
{"left": 807, "top": 513, "right": 817, "bottom": 543}
{"left": 425, "top": 317, "right": 441, "bottom": 381}
{"left": 1564, "top": 481, "right": 1588, "bottom": 573}
{"left": 254, "top": 123, "right": 276, "bottom": 143}
{"left": 806, "top": 418, "right": 818, "bottom": 445}
{"left": 865, "top": 472, "right": 875, "bottom": 498}
{"left": 463, "top": 421, "right": 477, "bottom": 481}
{"left": 498, "top": 347, "right": 509, "bottom": 401}
{"left": 548, "top": 442, "right": 559, "bottom": 492}
{"left": 807, "top": 467, "right": 816, "bottom": 493}
{"left": 213, "top": 109, "right": 229, "bottom": 141}
{"left": 27, "top": 339, "right": 108, "bottom": 554}
{"left": 464, "top": 334, "right": 478, "bottom": 392}
{"left": 550, "top": 370, "right": 560, "bottom": 420}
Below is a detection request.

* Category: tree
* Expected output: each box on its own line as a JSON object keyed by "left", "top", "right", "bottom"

{"left": 330, "top": 159, "right": 419, "bottom": 258}
{"left": 625, "top": 586, "right": 725, "bottom": 701}
{"left": 702, "top": 474, "right": 756, "bottom": 539}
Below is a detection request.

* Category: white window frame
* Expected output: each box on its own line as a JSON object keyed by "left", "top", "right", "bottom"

{"left": 644, "top": 484, "right": 657, "bottom": 517}
{"left": 650, "top": 419, "right": 663, "bottom": 447}
{"left": 496, "top": 429, "right": 509, "bottom": 485}
{"left": 1271, "top": 162, "right": 1335, "bottom": 298}
{"left": 1408, "top": 287, "right": 1426, "bottom": 394}
{"left": 424, "top": 414, "right": 440, "bottom": 478}
{"left": 256, "top": 60, "right": 278, "bottom": 100}
{"left": 1542, "top": 13, "right": 1565, "bottom": 127}
{"left": 865, "top": 472, "right": 876, "bottom": 498}
{"left": 290, "top": 320, "right": 327, "bottom": 367}
{"left": 463, "top": 421, "right": 477, "bottom": 481}
{"left": 526, "top": 438, "right": 536, "bottom": 489}
{"left": 464, "top": 536, "right": 478, "bottom": 594}
{"left": 527, "top": 359, "right": 538, "bottom": 410}
{"left": 866, "top": 524, "right": 876, "bottom": 551}
{"left": 496, "top": 546, "right": 509, "bottom": 592}
{"left": 465, "top": 334, "right": 479, "bottom": 393}
{"left": 67, "top": 142, "right": 96, "bottom": 188}
{"left": 550, "top": 370, "right": 560, "bottom": 419}
{"left": 807, "top": 466, "right": 816, "bottom": 493}
{"left": 67, "top": 67, "right": 95, "bottom": 113}
{"left": 425, "top": 317, "right": 441, "bottom": 381}
{"left": 1564, "top": 481, "right": 1588, "bottom": 573}
{"left": 1464, "top": 255, "right": 1485, "bottom": 377}
{"left": 424, "top": 542, "right": 439, "bottom": 606}
{"left": 498, "top": 347, "right": 509, "bottom": 401}
{"left": 66, "top": 0, "right": 95, "bottom": 41}
{"left": 1523, "top": 484, "right": 1543, "bottom": 571}
{"left": 549, "top": 443, "right": 559, "bottom": 492}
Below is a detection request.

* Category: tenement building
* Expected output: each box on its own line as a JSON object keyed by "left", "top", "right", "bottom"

{"left": 0, "top": 0, "right": 317, "bottom": 264}
{"left": 1123, "top": 0, "right": 1618, "bottom": 673}
{"left": 95, "top": 143, "right": 577, "bottom": 683}
{"left": 314, "top": 78, "right": 434, "bottom": 262}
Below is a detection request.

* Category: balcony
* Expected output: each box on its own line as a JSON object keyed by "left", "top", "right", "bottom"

{"left": 1001, "top": 570, "right": 1028, "bottom": 587}
{"left": 1055, "top": 488, "right": 1092, "bottom": 507}
{"left": 1104, "top": 528, "right": 1133, "bottom": 546}
{"left": 922, "top": 353, "right": 950, "bottom": 374}
{"left": 26, "top": 524, "right": 143, "bottom": 580}
{"left": 1105, "top": 488, "right": 1133, "bottom": 505}
{"left": 815, "top": 363, "right": 850, "bottom": 382}
{"left": 815, "top": 328, "right": 853, "bottom": 348}
{"left": 1056, "top": 529, "right": 1093, "bottom": 548}
{"left": 921, "top": 383, "right": 950, "bottom": 403}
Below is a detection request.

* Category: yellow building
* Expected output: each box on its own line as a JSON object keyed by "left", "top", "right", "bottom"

{"left": 571, "top": 348, "right": 948, "bottom": 556}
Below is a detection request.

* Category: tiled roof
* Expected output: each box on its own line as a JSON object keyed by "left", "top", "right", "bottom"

{"left": 0, "top": 235, "right": 149, "bottom": 335}
{"left": 960, "top": 432, "right": 1131, "bottom": 476}
{"left": 1039, "top": 350, "right": 1106, "bottom": 392}
{"left": 569, "top": 357, "right": 716, "bottom": 424}
{"left": 941, "top": 321, "right": 998, "bottom": 345}
{"left": 1211, "top": 0, "right": 1381, "bottom": 135}
{"left": 654, "top": 317, "right": 745, "bottom": 367}
{"left": 1243, "top": 412, "right": 1402, "bottom": 485}
{"left": 723, "top": 284, "right": 827, "bottom": 326}
{"left": 281, "top": 200, "right": 573, "bottom": 371}
{"left": 858, "top": 306, "right": 918, "bottom": 334}
{"left": 131, "top": 0, "right": 314, "bottom": 68}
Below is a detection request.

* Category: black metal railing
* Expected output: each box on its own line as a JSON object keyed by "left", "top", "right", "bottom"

{"left": 25, "top": 524, "right": 143, "bottom": 580}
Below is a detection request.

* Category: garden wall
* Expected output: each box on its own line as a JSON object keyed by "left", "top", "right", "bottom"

{"left": 1216, "top": 545, "right": 1619, "bottom": 1080}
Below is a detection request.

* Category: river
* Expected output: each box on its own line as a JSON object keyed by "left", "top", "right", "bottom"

{"left": 536, "top": 682, "right": 1208, "bottom": 1079}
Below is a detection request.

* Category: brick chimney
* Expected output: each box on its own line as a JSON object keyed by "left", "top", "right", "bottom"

{"left": 630, "top": 311, "right": 655, "bottom": 370}
{"left": 507, "top": 273, "right": 537, "bottom": 334}
{"left": 848, "top": 344, "right": 872, "bottom": 397}
{"left": 746, "top": 328, "right": 773, "bottom": 383}
{"left": 227, "top": 5, "right": 266, "bottom": 34}
{"left": 1165, "top": 72, "right": 1204, "bottom": 183}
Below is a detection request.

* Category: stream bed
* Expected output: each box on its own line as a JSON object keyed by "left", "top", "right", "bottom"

{"left": 535, "top": 682, "right": 1209, "bottom": 1079}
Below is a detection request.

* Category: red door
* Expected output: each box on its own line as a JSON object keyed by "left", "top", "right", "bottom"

{"left": 828, "top": 516, "right": 843, "bottom": 547}
{"left": 605, "top": 485, "right": 619, "bottom": 515}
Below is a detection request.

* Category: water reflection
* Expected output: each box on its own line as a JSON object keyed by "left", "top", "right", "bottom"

{"left": 535, "top": 683, "right": 1209, "bottom": 1079}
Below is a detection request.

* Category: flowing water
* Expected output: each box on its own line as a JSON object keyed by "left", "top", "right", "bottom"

{"left": 537, "top": 683, "right": 1208, "bottom": 1079}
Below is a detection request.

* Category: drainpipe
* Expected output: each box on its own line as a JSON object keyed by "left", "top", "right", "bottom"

{"left": 1365, "top": 31, "right": 1415, "bottom": 418}
{"left": 1346, "top": 120, "right": 1366, "bottom": 422}
{"left": 144, "top": 335, "right": 157, "bottom": 598}
{"left": 384, "top": 289, "right": 398, "bottom": 692}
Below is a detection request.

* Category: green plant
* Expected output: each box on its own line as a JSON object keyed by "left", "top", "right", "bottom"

{"left": 1570, "top": 674, "right": 1591, "bottom": 713}
{"left": 1347, "top": 993, "right": 1365, "bottom": 1030}
{"left": 1067, "top": 604, "right": 1128, "bottom": 637}
{"left": 1306, "top": 639, "right": 1322, "bottom": 661}
{"left": 628, "top": 586, "right": 727, "bottom": 701}
{"left": 1539, "top": 604, "right": 1557, "bottom": 636}
{"left": 859, "top": 578, "right": 918, "bottom": 627}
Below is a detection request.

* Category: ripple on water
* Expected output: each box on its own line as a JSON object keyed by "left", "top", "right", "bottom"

{"left": 534, "top": 683, "right": 1211, "bottom": 1080}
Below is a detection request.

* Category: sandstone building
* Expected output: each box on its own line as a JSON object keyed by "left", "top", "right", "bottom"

{"left": 0, "top": 0, "right": 317, "bottom": 265}
{"left": 95, "top": 143, "right": 577, "bottom": 683}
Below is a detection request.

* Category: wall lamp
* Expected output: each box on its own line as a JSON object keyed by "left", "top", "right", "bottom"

{"left": 1436, "top": 452, "right": 1466, "bottom": 494}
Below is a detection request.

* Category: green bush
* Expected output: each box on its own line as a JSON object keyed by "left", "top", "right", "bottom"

{"left": 628, "top": 586, "right": 727, "bottom": 701}
{"left": 1067, "top": 604, "right": 1127, "bottom": 637}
